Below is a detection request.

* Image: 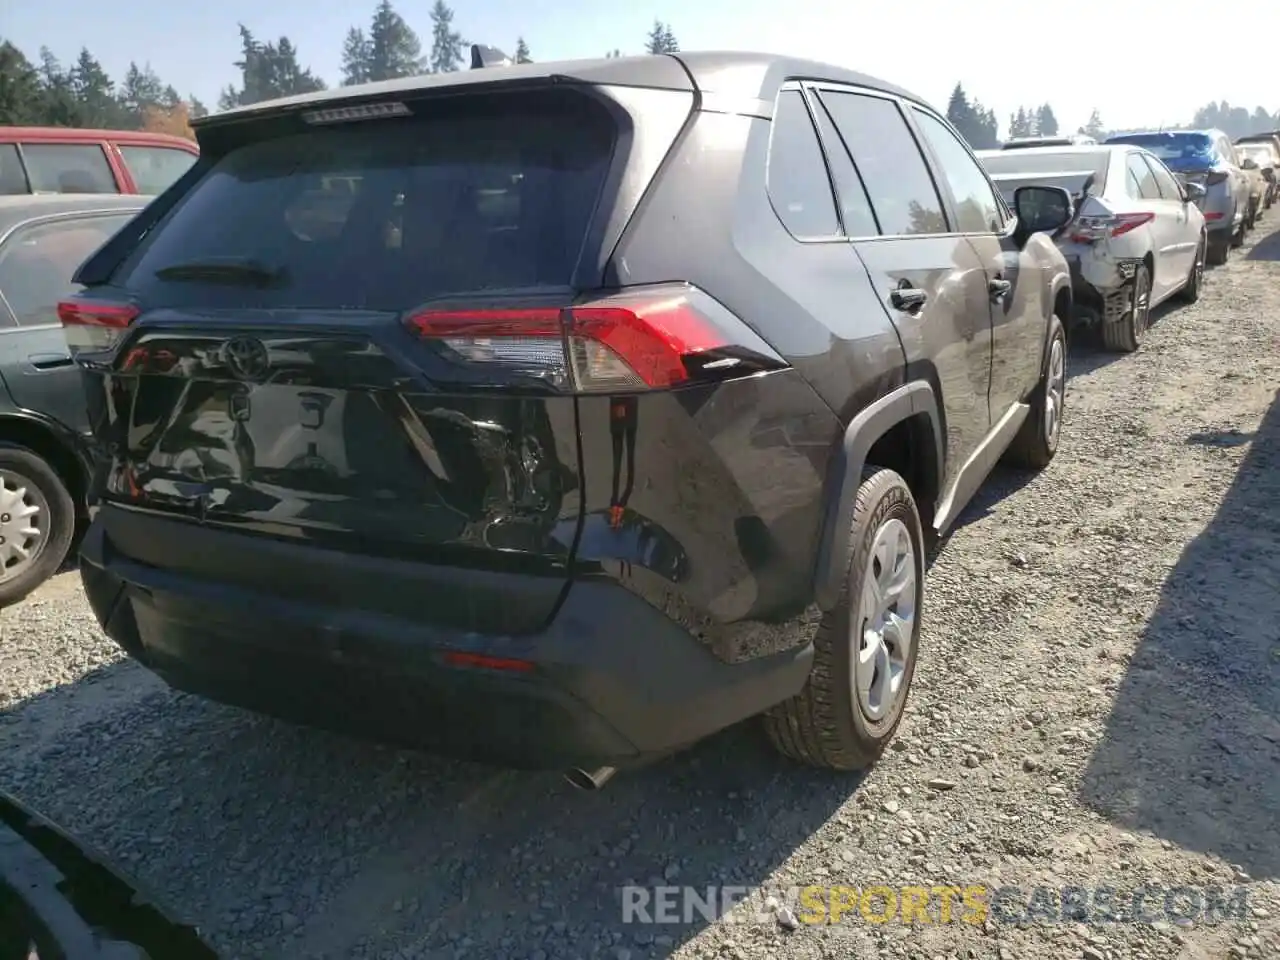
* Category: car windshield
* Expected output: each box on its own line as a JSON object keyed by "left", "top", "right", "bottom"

{"left": 1106, "top": 133, "right": 1214, "bottom": 162}
{"left": 115, "top": 90, "right": 616, "bottom": 312}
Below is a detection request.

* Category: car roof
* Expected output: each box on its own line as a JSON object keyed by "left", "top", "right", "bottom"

{"left": 199, "top": 50, "right": 931, "bottom": 127}
{"left": 978, "top": 145, "right": 1117, "bottom": 157}
{"left": 0, "top": 194, "right": 150, "bottom": 235}
{"left": 0, "top": 126, "right": 196, "bottom": 150}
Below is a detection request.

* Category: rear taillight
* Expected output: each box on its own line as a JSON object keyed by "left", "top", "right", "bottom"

{"left": 1067, "top": 212, "right": 1155, "bottom": 244}
{"left": 404, "top": 284, "right": 786, "bottom": 393}
{"left": 57, "top": 299, "right": 140, "bottom": 355}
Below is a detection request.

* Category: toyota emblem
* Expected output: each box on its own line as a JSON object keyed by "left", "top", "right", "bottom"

{"left": 222, "top": 337, "right": 270, "bottom": 381}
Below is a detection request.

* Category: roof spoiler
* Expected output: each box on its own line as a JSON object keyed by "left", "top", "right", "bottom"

{"left": 471, "top": 44, "right": 517, "bottom": 69}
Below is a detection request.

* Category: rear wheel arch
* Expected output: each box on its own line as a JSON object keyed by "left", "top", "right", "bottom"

{"left": 0, "top": 414, "right": 89, "bottom": 517}
{"left": 813, "top": 382, "right": 943, "bottom": 612}
{"left": 1050, "top": 277, "right": 1073, "bottom": 345}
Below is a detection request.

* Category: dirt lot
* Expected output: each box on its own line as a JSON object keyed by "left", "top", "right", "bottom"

{"left": 3, "top": 224, "right": 1279, "bottom": 960}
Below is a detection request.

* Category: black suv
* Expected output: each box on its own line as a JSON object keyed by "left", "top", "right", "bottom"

{"left": 64, "top": 52, "right": 1073, "bottom": 784}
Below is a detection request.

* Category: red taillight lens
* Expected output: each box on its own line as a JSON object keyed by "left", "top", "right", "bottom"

{"left": 404, "top": 285, "right": 785, "bottom": 393}
{"left": 1203, "top": 211, "right": 1224, "bottom": 221}
{"left": 1108, "top": 212, "right": 1156, "bottom": 238}
{"left": 1067, "top": 212, "right": 1154, "bottom": 244}
{"left": 57, "top": 299, "right": 140, "bottom": 355}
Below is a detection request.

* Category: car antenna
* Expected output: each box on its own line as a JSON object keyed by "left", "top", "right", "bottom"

{"left": 471, "top": 44, "right": 516, "bottom": 69}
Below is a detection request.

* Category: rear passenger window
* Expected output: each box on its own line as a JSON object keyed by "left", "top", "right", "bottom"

{"left": 1126, "top": 153, "right": 1158, "bottom": 200}
{"left": 767, "top": 91, "right": 840, "bottom": 239}
{"left": 0, "top": 215, "right": 132, "bottom": 326}
{"left": 21, "top": 143, "right": 117, "bottom": 194}
{"left": 0, "top": 145, "right": 28, "bottom": 195}
{"left": 910, "top": 108, "right": 1004, "bottom": 233}
{"left": 1144, "top": 155, "right": 1183, "bottom": 200}
{"left": 809, "top": 99, "right": 880, "bottom": 236}
{"left": 119, "top": 145, "right": 198, "bottom": 195}
{"left": 117, "top": 90, "right": 616, "bottom": 311}
{"left": 817, "top": 91, "right": 947, "bottom": 236}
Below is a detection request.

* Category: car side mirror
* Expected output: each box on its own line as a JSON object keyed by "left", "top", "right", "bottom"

{"left": 1241, "top": 157, "right": 1259, "bottom": 171}
{"left": 1013, "top": 185, "right": 1075, "bottom": 237}
{"left": 1182, "top": 181, "right": 1207, "bottom": 203}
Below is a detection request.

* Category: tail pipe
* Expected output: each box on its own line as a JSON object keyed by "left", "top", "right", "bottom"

{"left": 564, "top": 766, "right": 617, "bottom": 790}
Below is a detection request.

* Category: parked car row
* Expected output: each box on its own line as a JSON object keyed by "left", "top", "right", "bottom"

{"left": 976, "top": 125, "right": 1279, "bottom": 355}
{"left": 0, "top": 51, "right": 1268, "bottom": 795}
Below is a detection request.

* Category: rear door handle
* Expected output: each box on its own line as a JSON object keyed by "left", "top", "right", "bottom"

{"left": 988, "top": 278, "right": 1012, "bottom": 301}
{"left": 28, "top": 353, "right": 73, "bottom": 370}
{"left": 890, "top": 287, "right": 928, "bottom": 313}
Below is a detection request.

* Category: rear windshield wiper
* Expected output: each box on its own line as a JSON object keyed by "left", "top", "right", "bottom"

{"left": 154, "top": 257, "right": 287, "bottom": 287}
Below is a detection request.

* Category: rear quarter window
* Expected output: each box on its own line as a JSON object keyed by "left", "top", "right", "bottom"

{"left": 115, "top": 91, "right": 617, "bottom": 311}
{"left": 118, "top": 145, "right": 198, "bottom": 195}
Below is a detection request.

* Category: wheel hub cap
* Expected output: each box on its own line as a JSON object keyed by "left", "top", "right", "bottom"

{"left": 851, "top": 517, "right": 917, "bottom": 723}
{"left": 0, "top": 470, "right": 47, "bottom": 583}
{"left": 1132, "top": 277, "right": 1151, "bottom": 339}
{"left": 1044, "top": 335, "right": 1065, "bottom": 444}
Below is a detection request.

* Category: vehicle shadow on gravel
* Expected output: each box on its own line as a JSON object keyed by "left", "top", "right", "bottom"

{"left": 1080, "top": 388, "right": 1280, "bottom": 881}
{"left": 0, "top": 660, "right": 861, "bottom": 959}
{"left": 1065, "top": 300, "right": 1182, "bottom": 379}
{"left": 1244, "top": 222, "right": 1280, "bottom": 261}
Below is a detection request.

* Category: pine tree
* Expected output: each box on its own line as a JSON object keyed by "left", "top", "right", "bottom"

{"left": 515, "top": 37, "right": 531, "bottom": 63}
{"left": 0, "top": 42, "right": 45, "bottom": 125}
{"left": 117, "top": 61, "right": 166, "bottom": 126}
{"left": 188, "top": 96, "right": 209, "bottom": 119}
{"left": 38, "top": 48, "right": 83, "bottom": 126}
{"left": 341, "top": 27, "right": 374, "bottom": 85}
{"left": 1084, "top": 108, "right": 1104, "bottom": 139}
{"left": 428, "top": 0, "right": 464, "bottom": 73}
{"left": 605, "top": 49, "right": 623, "bottom": 59}
{"left": 70, "top": 49, "right": 120, "bottom": 127}
{"left": 645, "top": 20, "right": 679, "bottom": 54}
{"left": 945, "top": 83, "right": 975, "bottom": 143}
{"left": 369, "top": 1, "right": 424, "bottom": 80}
{"left": 1036, "top": 103, "right": 1059, "bottom": 137}
{"left": 220, "top": 25, "right": 325, "bottom": 108}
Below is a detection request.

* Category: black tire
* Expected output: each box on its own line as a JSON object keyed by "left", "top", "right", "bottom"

{"left": 0, "top": 444, "right": 75, "bottom": 608}
{"left": 1231, "top": 217, "right": 1246, "bottom": 248}
{"left": 764, "top": 468, "right": 924, "bottom": 771}
{"left": 1207, "top": 231, "right": 1230, "bottom": 266}
{"left": 1101, "top": 264, "right": 1150, "bottom": 354}
{"left": 1177, "top": 234, "right": 1206, "bottom": 304}
{"left": 1004, "top": 314, "right": 1067, "bottom": 469}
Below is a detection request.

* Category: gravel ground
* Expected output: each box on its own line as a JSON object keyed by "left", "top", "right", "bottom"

{"left": 3, "top": 223, "right": 1280, "bottom": 960}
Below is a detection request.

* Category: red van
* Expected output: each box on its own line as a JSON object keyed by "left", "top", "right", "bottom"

{"left": 0, "top": 127, "right": 199, "bottom": 197}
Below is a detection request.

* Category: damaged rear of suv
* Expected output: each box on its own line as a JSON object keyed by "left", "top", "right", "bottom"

{"left": 65, "top": 51, "right": 1069, "bottom": 784}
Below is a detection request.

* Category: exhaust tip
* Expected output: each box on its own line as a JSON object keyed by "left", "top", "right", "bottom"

{"left": 564, "top": 766, "right": 617, "bottom": 790}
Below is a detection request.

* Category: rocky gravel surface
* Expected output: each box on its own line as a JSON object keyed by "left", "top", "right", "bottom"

{"left": 4, "top": 225, "right": 1280, "bottom": 960}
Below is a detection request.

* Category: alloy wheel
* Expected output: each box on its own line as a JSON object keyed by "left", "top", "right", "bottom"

{"left": 851, "top": 517, "right": 917, "bottom": 723}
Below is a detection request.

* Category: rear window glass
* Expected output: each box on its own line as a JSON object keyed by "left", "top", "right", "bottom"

{"left": 979, "top": 150, "right": 1107, "bottom": 178}
{"left": 1106, "top": 133, "right": 1214, "bottom": 163}
{"left": 119, "top": 144, "right": 198, "bottom": 195}
{"left": 117, "top": 91, "right": 616, "bottom": 310}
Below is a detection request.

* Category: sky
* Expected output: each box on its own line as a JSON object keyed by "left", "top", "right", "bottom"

{"left": 4, "top": 0, "right": 1278, "bottom": 134}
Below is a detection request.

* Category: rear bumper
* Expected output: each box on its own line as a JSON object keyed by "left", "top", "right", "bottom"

{"left": 78, "top": 520, "right": 812, "bottom": 770}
